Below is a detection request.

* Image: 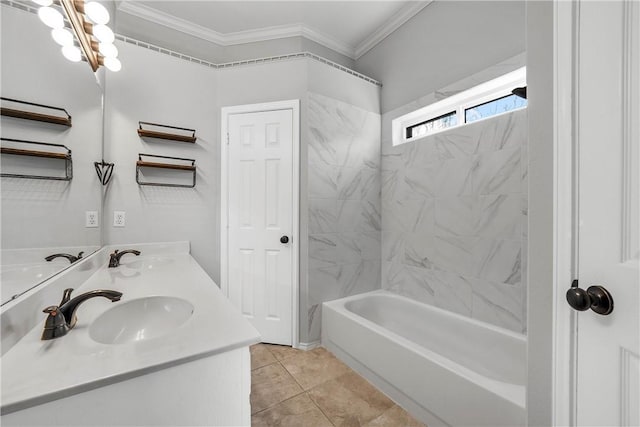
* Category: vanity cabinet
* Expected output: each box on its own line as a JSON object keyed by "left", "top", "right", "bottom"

{"left": 1, "top": 348, "right": 251, "bottom": 426}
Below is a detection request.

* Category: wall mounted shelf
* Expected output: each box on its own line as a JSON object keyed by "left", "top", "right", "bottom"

{"left": 137, "top": 122, "right": 196, "bottom": 143}
{"left": 1, "top": 97, "right": 72, "bottom": 127}
{"left": 136, "top": 153, "right": 196, "bottom": 188}
{"left": 1, "top": 138, "right": 73, "bottom": 181}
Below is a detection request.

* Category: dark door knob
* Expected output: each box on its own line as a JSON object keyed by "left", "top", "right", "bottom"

{"left": 566, "top": 280, "right": 614, "bottom": 315}
{"left": 280, "top": 235, "right": 289, "bottom": 244}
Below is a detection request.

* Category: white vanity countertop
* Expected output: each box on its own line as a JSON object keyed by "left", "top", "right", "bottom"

{"left": 1, "top": 247, "right": 260, "bottom": 415}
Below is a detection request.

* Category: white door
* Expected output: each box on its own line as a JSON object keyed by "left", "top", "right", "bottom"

{"left": 226, "top": 108, "right": 294, "bottom": 345}
{"left": 574, "top": 1, "right": 639, "bottom": 425}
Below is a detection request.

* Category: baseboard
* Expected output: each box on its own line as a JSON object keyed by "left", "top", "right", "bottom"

{"left": 296, "top": 340, "right": 321, "bottom": 351}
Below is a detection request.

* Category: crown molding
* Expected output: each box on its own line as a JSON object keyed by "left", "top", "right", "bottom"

{"left": 299, "top": 26, "right": 356, "bottom": 59}
{"left": 118, "top": 1, "right": 226, "bottom": 45}
{"left": 354, "top": 0, "right": 433, "bottom": 59}
{"left": 117, "top": 1, "right": 356, "bottom": 59}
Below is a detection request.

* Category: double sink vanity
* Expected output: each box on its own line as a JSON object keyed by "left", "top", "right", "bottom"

{"left": 1, "top": 6, "right": 260, "bottom": 425}
{"left": 0, "top": 242, "right": 260, "bottom": 426}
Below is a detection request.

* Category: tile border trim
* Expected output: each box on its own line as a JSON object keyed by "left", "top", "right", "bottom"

{"left": 115, "top": 34, "right": 382, "bottom": 87}
{"left": 2, "top": 0, "right": 36, "bottom": 14}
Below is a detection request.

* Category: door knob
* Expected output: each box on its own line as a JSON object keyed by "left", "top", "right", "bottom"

{"left": 280, "top": 235, "right": 289, "bottom": 244}
{"left": 566, "top": 280, "right": 614, "bottom": 315}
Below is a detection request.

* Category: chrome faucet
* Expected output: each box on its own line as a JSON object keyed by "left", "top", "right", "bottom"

{"left": 41, "top": 288, "right": 123, "bottom": 340}
{"left": 45, "top": 252, "right": 84, "bottom": 263}
{"left": 108, "top": 249, "right": 141, "bottom": 268}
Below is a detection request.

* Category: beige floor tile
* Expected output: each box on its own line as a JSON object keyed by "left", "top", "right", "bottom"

{"left": 264, "top": 344, "right": 305, "bottom": 361}
{"left": 251, "top": 363, "right": 304, "bottom": 414}
{"left": 252, "top": 393, "right": 334, "bottom": 427}
{"left": 308, "top": 372, "right": 395, "bottom": 426}
{"left": 251, "top": 344, "right": 278, "bottom": 370}
{"left": 363, "top": 405, "right": 425, "bottom": 427}
{"left": 280, "top": 347, "right": 352, "bottom": 390}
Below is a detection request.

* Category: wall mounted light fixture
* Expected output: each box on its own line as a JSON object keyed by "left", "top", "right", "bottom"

{"left": 33, "top": 0, "right": 121, "bottom": 72}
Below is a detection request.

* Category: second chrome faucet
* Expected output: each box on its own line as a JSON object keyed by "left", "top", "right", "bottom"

{"left": 108, "top": 249, "right": 141, "bottom": 268}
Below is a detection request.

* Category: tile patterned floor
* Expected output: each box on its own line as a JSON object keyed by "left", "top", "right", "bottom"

{"left": 250, "top": 344, "right": 425, "bottom": 427}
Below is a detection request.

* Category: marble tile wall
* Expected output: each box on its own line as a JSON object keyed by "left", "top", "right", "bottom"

{"left": 306, "top": 92, "right": 382, "bottom": 342}
{"left": 381, "top": 110, "right": 528, "bottom": 333}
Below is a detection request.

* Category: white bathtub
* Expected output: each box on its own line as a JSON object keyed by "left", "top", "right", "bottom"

{"left": 321, "top": 290, "right": 526, "bottom": 427}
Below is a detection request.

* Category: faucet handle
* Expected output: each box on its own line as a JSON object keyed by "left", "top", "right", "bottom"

{"left": 59, "top": 288, "right": 74, "bottom": 306}
{"left": 41, "top": 305, "right": 70, "bottom": 340}
{"left": 43, "top": 305, "right": 59, "bottom": 315}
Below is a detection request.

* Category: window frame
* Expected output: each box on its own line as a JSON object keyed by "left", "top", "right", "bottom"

{"left": 392, "top": 67, "right": 527, "bottom": 146}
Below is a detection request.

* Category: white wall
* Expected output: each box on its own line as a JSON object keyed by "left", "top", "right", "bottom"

{"left": 1, "top": 6, "right": 102, "bottom": 250}
{"left": 103, "top": 41, "right": 219, "bottom": 279}
{"left": 355, "top": 1, "right": 526, "bottom": 113}
{"left": 307, "top": 60, "right": 380, "bottom": 113}
{"left": 300, "top": 38, "right": 357, "bottom": 69}
{"left": 217, "top": 60, "right": 308, "bottom": 107}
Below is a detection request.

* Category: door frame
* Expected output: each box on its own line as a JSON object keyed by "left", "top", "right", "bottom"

{"left": 527, "top": 1, "right": 576, "bottom": 425}
{"left": 220, "top": 99, "right": 300, "bottom": 348}
{"left": 551, "top": 1, "right": 578, "bottom": 424}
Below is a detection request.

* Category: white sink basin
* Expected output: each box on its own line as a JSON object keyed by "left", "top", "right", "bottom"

{"left": 89, "top": 296, "right": 194, "bottom": 345}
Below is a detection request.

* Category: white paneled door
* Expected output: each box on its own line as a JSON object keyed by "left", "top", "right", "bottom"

{"left": 226, "top": 108, "right": 295, "bottom": 346}
{"left": 573, "top": 1, "right": 639, "bottom": 425}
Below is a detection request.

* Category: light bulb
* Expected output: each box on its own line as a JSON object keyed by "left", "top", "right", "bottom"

{"left": 38, "top": 6, "right": 64, "bottom": 29}
{"left": 84, "top": 2, "right": 110, "bottom": 25}
{"left": 103, "top": 57, "right": 121, "bottom": 72}
{"left": 92, "top": 24, "right": 114, "bottom": 43}
{"left": 61, "top": 45, "right": 82, "bottom": 62}
{"left": 51, "top": 28, "right": 74, "bottom": 46}
{"left": 98, "top": 42, "right": 118, "bottom": 58}
{"left": 32, "top": 0, "right": 53, "bottom": 6}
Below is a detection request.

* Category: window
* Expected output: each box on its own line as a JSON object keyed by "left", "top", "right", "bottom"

{"left": 392, "top": 67, "right": 527, "bottom": 146}
{"left": 465, "top": 94, "right": 527, "bottom": 123}
{"left": 405, "top": 111, "right": 457, "bottom": 139}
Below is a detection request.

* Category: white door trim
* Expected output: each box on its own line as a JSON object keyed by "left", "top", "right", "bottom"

{"left": 526, "top": 1, "right": 576, "bottom": 425}
{"left": 551, "top": 1, "right": 578, "bottom": 424}
{"left": 220, "top": 99, "right": 300, "bottom": 348}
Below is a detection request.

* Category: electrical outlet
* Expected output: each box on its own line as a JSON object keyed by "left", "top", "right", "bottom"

{"left": 85, "top": 211, "right": 99, "bottom": 228}
{"left": 113, "top": 211, "right": 126, "bottom": 227}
